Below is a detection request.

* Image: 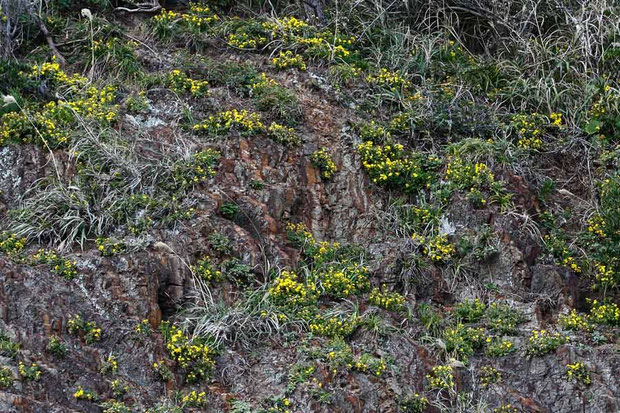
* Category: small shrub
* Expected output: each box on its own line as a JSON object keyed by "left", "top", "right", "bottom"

{"left": 207, "top": 232, "right": 232, "bottom": 255}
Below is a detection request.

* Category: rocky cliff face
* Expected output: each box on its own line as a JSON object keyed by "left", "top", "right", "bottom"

{"left": 0, "top": 1, "right": 619, "bottom": 412}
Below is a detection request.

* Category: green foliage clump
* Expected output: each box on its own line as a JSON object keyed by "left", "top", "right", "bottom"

{"left": 0, "top": 332, "right": 19, "bottom": 359}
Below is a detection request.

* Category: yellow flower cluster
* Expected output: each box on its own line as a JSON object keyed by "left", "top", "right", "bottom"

{"left": 153, "top": 5, "right": 219, "bottom": 34}
{"left": 250, "top": 72, "right": 278, "bottom": 94}
{"left": 479, "top": 365, "right": 501, "bottom": 387}
{"left": 315, "top": 265, "right": 370, "bottom": 298}
{"left": 486, "top": 302, "right": 525, "bottom": 334}
{"left": 272, "top": 50, "right": 307, "bottom": 70}
{"left": 73, "top": 385, "right": 97, "bottom": 401}
{"left": 286, "top": 222, "right": 315, "bottom": 248}
{"left": 92, "top": 37, "right": 138, "bottom": 58}
{"left": 369, "top": 286, "right": 406, "bottom": 311}
{"left": 411, "top": 233, "right": 455, "bottom": 263}
{"left": 358, "top": 140, "right": 440, "bottom": 193}
{"left": 493, "top": 404, "right": 518, "bottom": 413}
{"left": 101, "top": 354, "right": 118, "bottom": 375}
{"left": 526, "top": 329, "right": 569, "bottom": 356}
{"left": 354, "top": 353, "right": 387, "bottom": 376}
{"left": 0, "top": 112, "right": 30, "bottom": 146}
{"left": 192, "top": 256, "right": 221, "bottom": 281}
{"left": 566, "top": 362, "right": 591, "bottom": 385}
{"left": 511, "top": 113, "right": 546, "bottom": 149}
{"left": 32, "top": 249, "right": 78, "bottom": 279}
{"left": 426, "top": 365, "right": 454, "bottom": 390}
{"left": 166, "top": 70, "right": 209, "bottom": 97}
{"left": 588, "top": 101, "right": 606, "bottom": 119}
{"left": 359, "top": 120, "right": 391, "bottom": 142}
{"left": 454, "top": 298, "right": 486, "bottom": 322}
{"left": 588, "top": 300, "right": 620, "bottom": 326}
{"left": 181, "top": 390, "right": 207, "bottom": 407}
{"left": 67, "top": 314, "right": 102, "bottom": 344}
{"left": 193, "top": 109, "right": 264, "bottom": 135}
{"left": 165, "top": 324, "right": 215, "bottom": 382}
{"left": 310, "top": 148, "right": 337, "bottom": 179}
{"left": 66, "top": 85, "right": 119, "bottom": 123}
{"left": 268, "top": 122, "right": 300, "bottom": 146}
{"left": 309, "top": 314, "right": 360, "bottom": 337}
{"left": 262, "top": 16, "right": 309, "bottom": 38}
{"left": 594, "top": 263, "right": 615, "bottom": 286}
{"left": 2, "top": 73, "right": 117, "bottom": 147}
{"left": 95, "top": 237, "right": 126, "bottom": 257}
{"left": 485, "top": 337, "right": 515, "bottom": 357}
{"left": 176, "top": 148, "right": 220, "bottom": 189}
{"left": 587, "top": 215, "right": 606, "bottom": 238}
{"left": 18, "top": 362, "right": 41, "bottom": 381}
{"left": 549, "top": 112, "right": 563, "bottom": 126}
{"left": 561, "top": 254, "right": 581, "bottom": 273}
{"left": 366, "top": 68, "right": 410, "bottom": 90}
{"left": 269, "top": 270, "right": 317, "bottom": 306}
{"left": 28, "top": 58, "right": 87, "bottom": 88}
{"left": 443, "top": 324, "right": 485, "bottom": 361}
{"left": 558, "top": 309, "right": 592, "bottom": 332}
{"left": 0, "top": 367, "right": 13, "bottom": 388}
{"left": 445, "top": 157, "right": 494, "bottom": 190}
{"left": 228, "top": 31, "right": 267, "bottom": 49}
{"left": 153, "top": 10, "right": 179, "bottom": 25}
{"left": 0, "top": 232, "right": 27, "bottom": 257}
{"left": 182, "top": 3, "right": 219, "bottom": 31}
{"left": 134, "top": 319, "right": 152, "bottom": 337}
